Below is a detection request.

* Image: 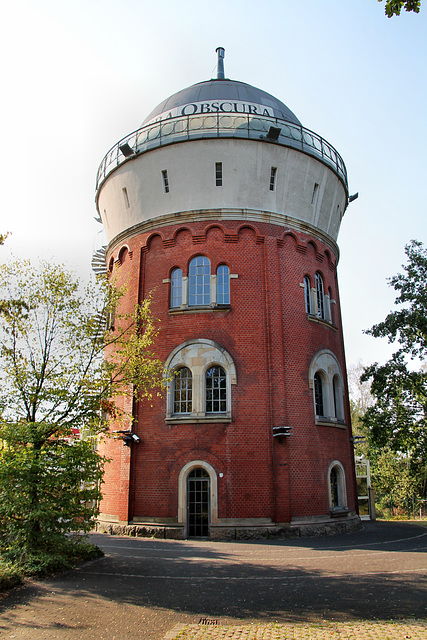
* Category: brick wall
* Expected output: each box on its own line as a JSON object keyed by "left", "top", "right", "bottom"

{"left": 98, "top": 219, "right": 357, "bottom": 526}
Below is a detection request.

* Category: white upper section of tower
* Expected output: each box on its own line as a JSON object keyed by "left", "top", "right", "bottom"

{"left": 96, "top": 49, "right": 349, "bottom": 252}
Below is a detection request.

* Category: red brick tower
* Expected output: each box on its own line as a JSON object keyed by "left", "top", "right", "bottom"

{"left": 94, "top": 49, "right": 360, "bottom": 538}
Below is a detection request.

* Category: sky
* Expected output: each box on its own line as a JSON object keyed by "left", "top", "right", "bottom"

{"left": 0, "top": 0, "right": 426, "bottom": 370}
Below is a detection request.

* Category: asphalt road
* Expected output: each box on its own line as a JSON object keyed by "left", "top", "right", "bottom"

{"left": 0, "top": 521, "right": 426, "bottom": 640}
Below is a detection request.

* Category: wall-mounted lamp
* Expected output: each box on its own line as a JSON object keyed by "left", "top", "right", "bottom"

{"left": 273, "top": 425, "right": 293, "bottom": 438}
{"left": 115, "top": 430, "right": 141, "bottom": 446}
{"left": 119, "top": 143, "right": 135, "bottom": 158}
{"left": 265, "top": 126, "right": 281, "bottom": 142}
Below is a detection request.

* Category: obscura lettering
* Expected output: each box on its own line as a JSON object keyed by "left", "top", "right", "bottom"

{"left": 148, "top": 101, "right": 274, "bottom": 124}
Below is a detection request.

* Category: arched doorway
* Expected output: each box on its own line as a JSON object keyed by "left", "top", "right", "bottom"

{"left": 187, "top": 468, "right": 210, "bottom": 537}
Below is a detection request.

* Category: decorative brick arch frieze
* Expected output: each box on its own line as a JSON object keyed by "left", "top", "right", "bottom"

{"left": 146, "top": 232, "right": 165, "bottom": 250}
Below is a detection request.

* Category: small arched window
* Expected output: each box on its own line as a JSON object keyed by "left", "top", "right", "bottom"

{"left": 328, "top": 461, "right": 347, "bottom": 511}
{"left": 314, "top": 372, "right": 325, "bottom": 417}
{"left": 304, "top": 276, "right": 312, "bottom": 314}
{"left": 315, "top": 272, "right": 324, "bottom": 319}
{"left": 171, "top": 268, "right": 183, "bottom": 308}
{"left": 330, "top": 467, "right": 340, "bottom": 508}
{"left": 206, "top": 366, "right": 227, "bottom": 413}
{"left": 217, "top": 265, "right": 230, "bottom": 305}
{"left": 174, "top": 367, "right": 192, "bottom": 414}
{"left": 189, "top": 256, "right": 210, "bottom": 306}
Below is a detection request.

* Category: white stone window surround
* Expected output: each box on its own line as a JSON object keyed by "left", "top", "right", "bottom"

{"left": 308, "top": 349, "right": 346, "bottom": 427}
{"left": 327, "top": 460, "right": 348, "bottom": 513}
{"left": 178, "top": 460, "right": 218, "bottom": 535}
{"left": 165, "top": 339, "right": 237, "bottom": 423}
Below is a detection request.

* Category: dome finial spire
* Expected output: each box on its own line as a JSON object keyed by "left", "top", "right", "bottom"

{"left": 215, "top": 47, "right": 225, "bottom": 79}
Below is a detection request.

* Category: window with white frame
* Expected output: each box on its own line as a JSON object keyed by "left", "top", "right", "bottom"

{"left": 332, "top": 374, "right": 344, "bottom": 421}
{"left": 314, "top": 371, "right": 325, "bottom": 417}
{"left": 216, "top": 265, "right": 230, "bottom": 305}
{"left": 205, "top": 366, "right": 227, "bottom": 413}
{"left": 165, "top": 340, "right": 236, "bottom": 422}
{"left": 171, "top": 268, "right": 183, "bottom": 308}
{"left": 269, "top": 167, "right": 277, "bottom": 191}
{"left": 169, "top": 258, "right": 232, "bottom": 309}
{"left": 315, "top": 272, "right": 324, "bottom": 319}
{"left": 309, "top": 350, "right": 346, "bottom": 426}
{"left": 304, "top": 273, "right": 333, "bottom": 324}
{"left": 189, "top": 256, "right": 210, "bottom": 306}
{"left": 304, "top": 275, "right": 312, "bottom": 314}
{"left": 173, "top": 367, "right": 192, "bottom": 414}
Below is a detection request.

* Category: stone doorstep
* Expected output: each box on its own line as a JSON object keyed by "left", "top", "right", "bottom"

{"left": 162, "top": 620, "right": 427, "bottom": 640}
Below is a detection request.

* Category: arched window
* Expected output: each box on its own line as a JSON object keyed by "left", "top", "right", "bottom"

{"left": 217, "top": 265, "right": 230, "bottom": 305}
{"left": 315, "top": 272, "right": 324, "bottom": 319}
{"left": 171, "top": 268, "right": 182, "bottom": 308}
{"left": 333, "top": 375, "right": 344, "bottom": 420}
{"left": 330, "top": 467, "right": 340, "bottom": 508}
{"left": 165, "top": 340, "right": 236, "bottom": 422}
{"left": 304, "top": 276, "right": 312, "bottom": 314}
{"left": 174, "top": 367, "right": 192, "bottom": 414}
{"left": 314, "top": 372, "right": 325, "bottom": 417}
{"left": 328, "top": 461, "right": 347, "bottom": 512}
{"left": 309, "top": 350, "right": 346, "bottom": 426}
{"left": 189, "top": 256, "right": 210, "bottom": 306}
{"left": 205, "top": 366, "right": 227, "bottom": 413}
{"left": 328, "top": 286, "right": 334, "bottom": 324}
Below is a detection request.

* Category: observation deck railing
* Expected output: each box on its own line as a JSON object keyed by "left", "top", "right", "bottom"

{"left": 96, "top": 113, "right": 348, "bottom": 193}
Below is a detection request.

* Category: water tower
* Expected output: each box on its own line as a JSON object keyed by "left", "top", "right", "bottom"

{"left": 94, "top": 49, "right": 360, "bottom": 538}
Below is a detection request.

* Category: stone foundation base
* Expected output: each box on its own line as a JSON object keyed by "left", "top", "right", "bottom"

{"left": 96, "top": 514, "right": 362, "bottom": 540}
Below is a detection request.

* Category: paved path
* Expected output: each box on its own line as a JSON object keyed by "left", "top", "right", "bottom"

{"left": 0, "top": 521, "right": 426, "bottom": 639}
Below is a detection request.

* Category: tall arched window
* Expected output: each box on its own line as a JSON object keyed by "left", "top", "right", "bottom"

{"left": 174, "top": 367, "right": 192, "bottom": 414}
{"left": 304, "top": 276, "right": 312, "bottom": 314}
{"left": 328, "top": 286, "right": 333, "bottom": 324}
{"left": 171, "top": 268, "right": 183, "bottom": 308}
{"left": 333, "top": 374, "right": 345, "bottom": 421}
{"left": 217, "top": 265, "right": 230, "bottom": 305}
{"left": 189, "top": 256, "right": 210, "bottom": 306}
{"left": 206, "top": 366, "right": 227, "bottom": 413}
{"left": 314, "top": 372, "right": 325, "bottom": 417}
{"left": 315, "top": 272, "right": 324, "bottom": 319}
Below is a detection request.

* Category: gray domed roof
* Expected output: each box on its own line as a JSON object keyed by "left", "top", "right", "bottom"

{"left": 142, "top": 79, "right": 302, "bottom": 126}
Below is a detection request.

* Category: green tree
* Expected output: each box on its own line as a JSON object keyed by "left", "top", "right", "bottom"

{"left": 361, "top": 240, "right": 427, "bottom": 504}
{"left": 379, "top": 0, "right": 421, "bottom": 17}
{"left": 0, "top": 259, "right": 164, "bottom": 571}
{"left": 371, "top": 448, "right": 419, "bottom": 516}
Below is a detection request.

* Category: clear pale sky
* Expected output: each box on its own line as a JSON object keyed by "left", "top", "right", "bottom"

{"left": 0, "top": 0, "right": 426, "bottom": 369}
